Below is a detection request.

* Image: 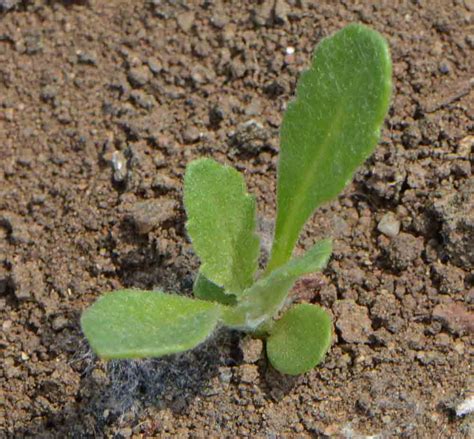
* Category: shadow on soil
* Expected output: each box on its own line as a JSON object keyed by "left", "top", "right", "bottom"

{"left": 13, "top": 325, "right": 241, "bottom": 437}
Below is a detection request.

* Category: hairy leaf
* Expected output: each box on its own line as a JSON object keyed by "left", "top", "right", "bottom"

{"left": 193, "top": 273, "right": 237, "bottom": 306}
{"left": 81, "top": 289, "right": 221, "bottom": 359}
{"left": 267, "top": 304, "right": 332, "bottom": 375}
{"left": 268, "top": 24, "right": 392, "bottom": 271}
{"left": 184, "top": 158, "right": 260, "bottom": 295}
{"left": 224, "top": 239, "right": 332, "bottom": 329}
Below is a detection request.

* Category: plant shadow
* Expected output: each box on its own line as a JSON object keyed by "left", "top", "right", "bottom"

{"left": 12, "top": 323, "right": 240, "bottom": 437}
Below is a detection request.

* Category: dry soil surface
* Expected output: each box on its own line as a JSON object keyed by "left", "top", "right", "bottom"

{"left": 1, "top": 0, "right": 473, "bottom": 437}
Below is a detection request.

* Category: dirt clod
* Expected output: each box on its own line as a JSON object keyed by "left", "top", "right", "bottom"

{"left": 128, "top": 198, "right": 177, "bottom": 234}
{"left": 385, "top": 232, "right": 424, "bottom": 271}
{"left": 334, "top": 300, "right": 372, "bottom": 344}
{"left": 432, "top": 303, "right": 474, "bottom": 335}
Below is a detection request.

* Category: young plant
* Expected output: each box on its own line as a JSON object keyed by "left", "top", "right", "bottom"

{"left": 81, "top": 24, "right": 392, "bottom": 375}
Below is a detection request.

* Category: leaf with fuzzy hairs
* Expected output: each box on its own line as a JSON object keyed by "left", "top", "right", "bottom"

{"left": 267, "top": 304, "right": 332, "bottom": 375}
{"left": 268, "top": 24, "right": 392, "bottom": 272}
{"left": 81, "top": 289, "right": 222, "bottom": 359}
{"left": 223, "top": 239, "right": 332, "bottom": 329}
{"left": 184, "top": 158, "right": 260, "bottom": 296}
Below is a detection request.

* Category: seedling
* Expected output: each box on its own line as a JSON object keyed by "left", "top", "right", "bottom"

{"left": 81, "top": 24, "right": 392, "bottom": 375}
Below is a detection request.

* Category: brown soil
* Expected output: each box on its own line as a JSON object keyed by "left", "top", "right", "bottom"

{"left": 1, "top": 1, "right": 473, "bottom": 437}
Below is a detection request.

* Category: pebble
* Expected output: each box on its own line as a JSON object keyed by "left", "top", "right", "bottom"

{"left": 52, "top": 315, "right": 68, "bottom": 331}
{"left": 111, "top": 150, "right": 128, "bottom": 182}
{"left": 147, "top": 57, "right": 163, "bottom": 74}
{"left": 129, "top": 198, "right": 176, "bottom": 234}
{"left": 438, "top": 60, "right": 451, "bottom": 74}
{"left": 130, "top": 90, "right": 156, "bottom": 110}
{"left": 218, "top": 367, "right": 233, "bottom": 384}
{"left": 239, "top": 336, "right": 263, "bottom": 364}
{"left": 182, "top": 126, "right": 201, "bottom": 144}
{"left": 456, "top": 396, "right": 474, "bottom": 417}
{"left": 333, "top": 299, "right": 372, "bottom": 344}
{"left": 0, "top": 212, "right": 33, "bottom": 244}
{"left": 377, "top": 212, "right": 400, "bottom": 237}
{"left": 273, "top": 0, "right": 289, "bottom": 24}
{"left": 151, "top": 174, "right": 178, "bottom": 193}
{"left": 77, "top": 51, "right": 97, "bottom": 65}
{"left": 385, "top": 232, "right": 423, "bottom": 271}
{"left": 238, "top": 364, "right": 259, "bottom": 384}
{"left": 176, "top": 11, "right": 195, "bottom": 32}
{"left": 127, "top": 66, "right": 151, "bottom": 88}
{"left": 0, "top": 0, "right": 20, "bottom": 10}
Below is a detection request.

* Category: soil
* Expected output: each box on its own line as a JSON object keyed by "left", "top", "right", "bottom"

{"left": 1, "top": 0, "right": 473, "bottom": 437}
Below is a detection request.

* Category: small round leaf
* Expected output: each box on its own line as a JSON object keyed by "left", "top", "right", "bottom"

{"left": 267, "top": 304, "right": 332, "bottom": 375}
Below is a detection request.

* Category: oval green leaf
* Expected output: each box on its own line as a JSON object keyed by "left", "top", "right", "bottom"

{"left": 184, "top": 158, "right": 260, "bottom": 295}
{"left": 81, "top": 289, "right": 222, "bottom": 359}
{"left": 267, "top": 304, "right": 332, "bottom": 375}
{"left": 268, "top": 24, "right": 392, "bottom": 271}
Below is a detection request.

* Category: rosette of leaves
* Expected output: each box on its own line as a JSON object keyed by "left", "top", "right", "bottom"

{"left": 81, "top": 24, "right": 392, "bottom": 375}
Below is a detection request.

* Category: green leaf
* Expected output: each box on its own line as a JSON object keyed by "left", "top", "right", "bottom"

{"left": 224, "top": 239, "right": 332, "bottom": 329}
{"left": 193, "top": 273, "right": 237, "bottom": 306}
{"left": 267, "top": 304, "right": 332, "bottom": 375}
{"left": 268, "top": 24, "right": 392, "bottom": 272}
{"left": 81, "top": 289, "right": 221, "bottom": 359}
{"left": 184, "top": 158, "right": 260, "bottom": 295}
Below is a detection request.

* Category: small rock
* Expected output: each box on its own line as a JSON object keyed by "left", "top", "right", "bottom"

{"left": 238, "top": 364, "right": 259, "bottom": 384}
{"left": 117, "top": 427, "right": 132, "bottom": 439}
{"left": 251, "top": 1, "right": 273, "bottom": 26}
{"left": 432, "top": 303, "right": 474, "bottom": 335}
{"left": 147, "top": 57, "right": 163, "bottom": 74}
{"left": 429, "top": 179, "right": 473, "bottom": 269}
{"left": 377, "top": 212, "right": 400, "bottom": 238}
{"left": 40, "top": 85, "right": 58, "bottom": 102}
{"left": 385, "top": 232, "right": 423, "bottom": 271}
{"left": 406, "top": 163, "right": 426, "bottom": 189}
{"left": 211, "top": 11, "right": 229, "bottom": 28}
{"left": 451, "top": 160, "right": 471, "bottom": 177}
{"left": 273, "top": 0, "right": 289, "bottom": 24}
{"left": 438, "top": 60, "right": 451, "bottom": 74}
{"left": 401, "top": 124, "right": 422, "bottom": 148}
{"left": 456, "top": 395, "right": 474, "bottom": 417}
{"left": 182, "top": 126, "right": 201, "bottom": 144}
{"left": 130, "top": 90, "right": 156, "bottom": 110}
{"left": 12, "top": 261, "right": 45, "bottom": 301}
{"left": 111, "top": 150, "right": 128, "bottom": 183}
{"left": 245, "top": 99, "right": 262, "bottom": 117}
{"left": 128, "top": 66, "right": 151, "bottom": 88}
{"left": 151, "top": 174, "right": 178, "bottom": 193}
{"left": 239, "top": 336, "right": 263, "bottom": 363}
{"left": 52, "top": 315, "right": 68, "bottom": 331}
{"left": 229, "top": 120, "right": 270, "bottom": 155}
{"left": 431, "top": 262, "right": 465, "bottom": 294}
{"left": 319, "top": 284, "right": 338, "bottom": 307}
{"left": 334, "top": 299, "right": 372, "bottom": 344}
{"left": 129, "top": 198, "right": 176, "bottom": 234}
{"left": 416, "top": 350, "right": 443, "bottom": 365}
{"left": 176, "top": 11, "right": 195, "bottom": 32}
{"left": 365, "top": 163, "right": 406, "bottom": 200}
{"left": 0, "top": 0, "right": 21, "bottom": 11}
{"left": 0, "top": 212, "right": 33, "bottom": 244}
{"left": 77, "top": 51, "right": 97, "bottom": 65}
{"left": 218, "top": 367, "right": 233, "bottom": 384}
{"left": 209, "top": 105, "right": 225, "bottom": 127}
